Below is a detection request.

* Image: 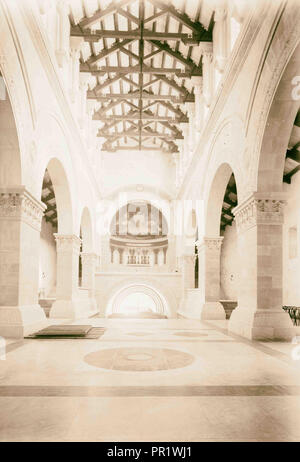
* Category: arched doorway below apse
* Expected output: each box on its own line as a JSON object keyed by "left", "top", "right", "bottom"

{"left": 106, "top": 284, "right": 169, "bottom": 319}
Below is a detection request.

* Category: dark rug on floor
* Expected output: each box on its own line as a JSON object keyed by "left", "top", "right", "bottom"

{"left": 25, "top": 326, "right": 106, "bottom": 340}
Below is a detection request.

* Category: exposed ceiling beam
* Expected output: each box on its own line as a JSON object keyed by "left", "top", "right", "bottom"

{"left": 87, "top": 92, "right": 194, "bottom": 103}
{"left": 94, "top": 113, "right": 189, "bottom": 122}
{"left": 86, "top": 39, "right": 134, "bottom": 66}
{"left": 147, "top": 0, "right": 212, "bottom": 36}
{"left": 80, "top": 64, "right": 202, "bottom": 77}
{"left": 78, "top": 0, "right": 133, "bottom": 29}
{"left": 286, "top": 142, "right": 300, "bottom": 162}
{"left": 148, "top": 40, "right": 202, "bottom": 72}
{"left": 283, "top": 165, "right": 300, "bottom": 183}
{"left": 71, "top": 26, "right": 206, "bottom": 44}
{"left": 97, "top": 130, "right": 183, "bottom": 140}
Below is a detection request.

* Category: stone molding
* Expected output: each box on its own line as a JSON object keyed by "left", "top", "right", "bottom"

{"left": 196, "top": 237, "right": 224, "bottom": 252}
{"left": 182, "top": 254, "right": 196, "bottom": 264}
{"left": 233, "top": 193, "right": 286, "bottom": 233}
{"left": 80, "top": 252, "right": 98, "bottom": 265}
{"left": 0, "top": 187, "right": 46, "bottom": 231}
{"left": 54, "top": 234, "right": 82, "bottom": 253}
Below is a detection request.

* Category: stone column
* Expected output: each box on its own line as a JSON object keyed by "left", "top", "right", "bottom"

{"left": 78, "top": 73, "right": 91, "bottom": 128}
{"left": 182, "top": 254, "right": 196, "bottom": 289}
{"left": 201, "top": 43, "right": 214, "bottom": 111}
{"left": 0, "top": 187, "right": 47, "bottom": 337}
{"left": 172, "top": 152, "right": 180, "bottom": 189}
{"left": 191, "top": 77, "right": 204, "bottom": 139}
{"left": 228, "top": 193, "right": 294, "bottom": 340}
{"left": 185, "top": 103, "right": 195, "bottom": 156}
{"left": 80, "top": 252, "right": 98, "bottom": 315}
{"left": 213, "top": 6, "right": 229, "bottom": 74}
{"left": 69, "top": 36, "right": 83, "bottom": 104}
{"left": 196, "top": 237, "right": 226, "bottom": 319}
{"left": 180, "top": 123, "right": 189, "bottom": 173}
{"left": 56, "top": 0, "right": 70, "bottom": 68}
{"left": 50, "top": 234, "right": 82, "bottom": 319}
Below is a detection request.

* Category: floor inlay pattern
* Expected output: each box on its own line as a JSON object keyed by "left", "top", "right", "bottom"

{"left": 84, "top": 347, "right": 194, "bottom": 371}
{"left": 174, "top": 331, "right": 208, "bottom": 337}
{"left": 1, "top": 385, "right": 300, "bottom": 397}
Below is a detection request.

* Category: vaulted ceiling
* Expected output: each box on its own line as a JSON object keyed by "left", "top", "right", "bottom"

{"left": 69, "top": 0, "right": 214, "bottom": 153}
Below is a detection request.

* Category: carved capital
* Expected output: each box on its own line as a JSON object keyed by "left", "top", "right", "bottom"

{"left": 54, "top": 234, "right": 82, "bottom": 253}
{"left": 196, "top": 237, "right": 224, "bottom": 252}
{"left": 0, "top": 187, "right": 46, "bottom": 232}
{"left": 233, "top": 193, "right": 286, "bottom": 233}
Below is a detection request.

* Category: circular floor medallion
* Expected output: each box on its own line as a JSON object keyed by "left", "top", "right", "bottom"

{"left": 84, "top": 347, "right": 194, "bottom": 371}
{"left": 126, "top": 353, "right": 153, "bottom": 361}
{"left": 127, "top": 332, "right": 153, "bottom": 337}
{"left": 174, "top": 331, "right": 208, "bottom": 338}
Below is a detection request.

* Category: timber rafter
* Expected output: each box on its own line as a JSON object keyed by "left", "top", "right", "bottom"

{"left": 71, "top": 0, "right": 212, "bottom": 152}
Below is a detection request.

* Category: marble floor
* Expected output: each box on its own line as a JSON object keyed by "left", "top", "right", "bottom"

{"left": 1, "top": 317, "right": 300, "bottom": 442}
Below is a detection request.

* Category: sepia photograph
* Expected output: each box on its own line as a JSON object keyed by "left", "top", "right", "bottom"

{"left": 0, "top": 0, "right": 300, "bottom": 448}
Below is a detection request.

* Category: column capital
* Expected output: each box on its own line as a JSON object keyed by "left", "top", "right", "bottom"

{"left": 54, "top": 234, "right": 82, "bottom": 253}
{"left": 233, "top": 193, "right": 287, "bottom": 233}
{"left": 196, "top": 237, "right": 224, "bottom": 252}
{"left": 79, "top": 72, "right": 92, "bottom": 90}
{"left": 214, "top": 6, "right": 227, "bottom": 22}
{"left": 185, "top": 102, "right": 195, "bottom": 115}
{"left": 70, "top": 36, "right": 84, "bottom": 56}
{"left": 200, "top": 42, "right": 213, "bottom": 60}
{"left": 191, "top": 76, "right": 203, "bottom": 91}
{"left": 0, "top": 187, "right": 46, "bottom": 232}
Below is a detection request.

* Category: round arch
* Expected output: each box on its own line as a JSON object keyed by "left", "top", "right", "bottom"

{"left": 257, "top": 42, "right": 300, "bottom": 192}
{"left": 42, "top": 158, "right": 73, "bottom": 234}
{"left": 106, "top": 284, "right": 170, "bottom": 317}
{"left": 205, "top": 163, "right": 236, "bottom": 236}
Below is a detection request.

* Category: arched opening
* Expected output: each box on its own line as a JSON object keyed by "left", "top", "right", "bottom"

{"left": 0, "top": 75, "right": 21, "bottom": 186}
{"left": 39, "top": 169, "right": 57, "bottom": 316}
{"left": 109, "top": 201, "right": 169, "bottom": 268}
{"left": 106, "top": 284, "right": 168, "bottom": 319}
{"left": 228, "top": 43, "right": 300, "bottom": 340}
{"left": 219, "top": 173, "right": 238, "bottom": 320}
{"left": 196, "top": 162, "right": 238, "bottom": 321}
{"left": 39, "top": 158, "right": 74, "bottom": 318}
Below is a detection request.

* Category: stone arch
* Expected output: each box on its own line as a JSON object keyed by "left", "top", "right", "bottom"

{"left": 257, "top": 42, "right": 300, "bottom": 192}
{"left": 106, "top": 283, "right": 169, "bottom": 317}
{"left": 42, "top": 158, "right": 73, "bottom": 234}
{"left": 205, "top": 163, "right": 236, "bottom": 236}
{"left": 0, "top": 82, "right": 21, "bottom": 186}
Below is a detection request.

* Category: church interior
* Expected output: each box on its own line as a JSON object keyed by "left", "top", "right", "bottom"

{"left": 0, "top": 0, "right": 300, "bottom": 442}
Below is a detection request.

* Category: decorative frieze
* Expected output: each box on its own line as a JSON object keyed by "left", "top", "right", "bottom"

{"left": 0, "top": 187, "right": 46, "bottom": 231}
{"left": 54, "top": 234, "right": 82, "bottom": 253}
{"left": 233, "top": 193, "right": 286, "bottom": 233}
